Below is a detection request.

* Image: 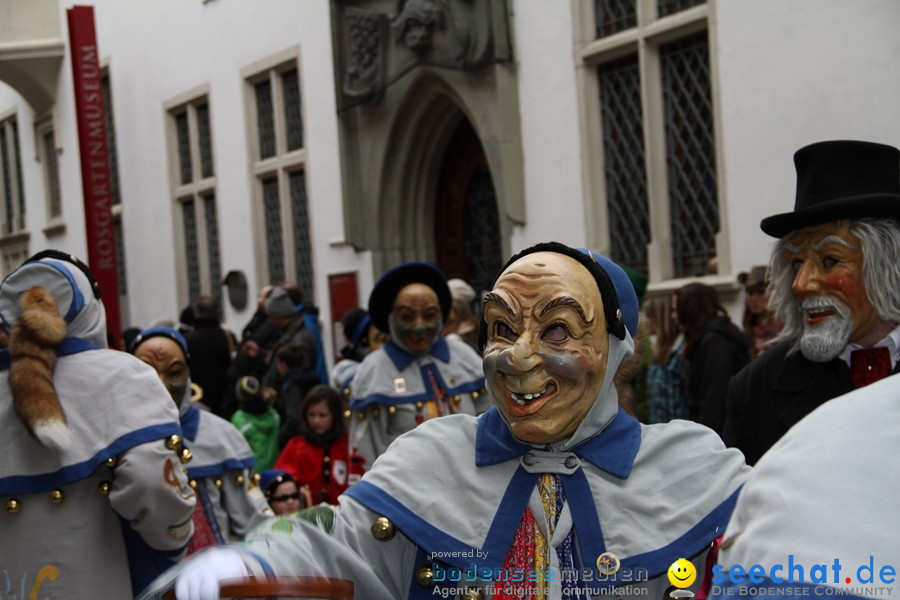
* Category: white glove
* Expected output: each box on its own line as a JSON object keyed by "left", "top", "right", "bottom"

{"left": 175, "top": 547, "right": 250, "bottom": 600}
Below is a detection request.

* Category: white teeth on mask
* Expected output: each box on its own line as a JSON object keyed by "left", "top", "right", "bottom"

{"left": 510, "top": 385, "right": 549, "bottom": 404}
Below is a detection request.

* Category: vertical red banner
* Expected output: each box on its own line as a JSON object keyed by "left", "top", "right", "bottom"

{"left": 66, "top": 5, "right": 121, "bottom": 344}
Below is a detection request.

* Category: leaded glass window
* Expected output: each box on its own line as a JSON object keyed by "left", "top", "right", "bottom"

{"left": 283, "top": 69, "right": 303, "bottom": 152}
{"left": 197, "top": 103, "right": 214, "bottom": 179}
{"left": 182, "top": 199, "right": 201, "bottom": 301}
{"left": 598, "top": 55, "right": 649, "bottom": 274}
{"left": 175, "top": 112, "right": 192, "bottom": 185}
{"left": 256, "top": 81, "right": 275, "bottom": 159}
{"left": 204, "top": 195, "right": 222, "bottom": 301}
{"left": 114, "top": 218, "right": 127, "bottom": 295}
{"left": 288, "top": 171, "right": 313, "bottom": 304}
{"left": 657, "top": 0, "right": 705, "bottom": 19}
{"left": 0, "top": 118, "right": 25, "bottom": 235}
{"left": 43, "top": 131, "right": 61, "bottom": 218}
{"left": 595, "top": 0, "right": 636, "bottom": 38}
{"left": 661, "top": 32, "right": 717, "bottom": 277}
{"left": 102, "top": 73, "right": 121, "bottom": 206}
{"left": 262, "top": 177, "right": 285, "bottom": 284}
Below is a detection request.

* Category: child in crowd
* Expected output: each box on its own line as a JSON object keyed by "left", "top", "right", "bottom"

{"left": 273, "top": 343, "right": 321, "bottom": 448}
{"left": 259, "top": 469, "right": 311, "bottom": 516}
{"left": 230, "top": 376, "right": 281, "bottom": 472}
{"left": 274, "top": 384, "right": 350, "bottom": 505}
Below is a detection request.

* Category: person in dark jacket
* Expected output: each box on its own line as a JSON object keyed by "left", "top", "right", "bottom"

{"left": 185, "top": 296, "right": 234, "bottom": 417}
{"left": 724, "top": 140, "right": 900, "bottom": 465}
{"left": 675, "top": 282, "right": 749, "bottom": 435}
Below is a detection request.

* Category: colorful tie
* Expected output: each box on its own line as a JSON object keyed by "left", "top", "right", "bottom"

{"left": 850, "top": 347, "right": 892, "bottom": 388}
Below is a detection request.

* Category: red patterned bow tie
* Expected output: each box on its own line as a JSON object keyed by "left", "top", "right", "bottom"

{"left": 850, "top": 347, "right": 892, "bottom": 388}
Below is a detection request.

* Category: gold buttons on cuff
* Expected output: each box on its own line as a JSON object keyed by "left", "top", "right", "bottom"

{"left": 98, "top": 481, "right": 112, "bottom": 495}
{"left": 416, "top": 565, "right": 435, "bottom": 587}
{"left": 370, "top": 516, "right": 396, "bottom": 541}
{"left": 105, "top": 456, "right": 118, "bottom": 469}
{"left": 49, "top": 489, "right": 64, "bottom": 504}
{"left": 165, "top": 434, "right": 182, "bottom": 450}
{"left": 388, "top": 406, "right": 397, "bottom": 415}
{"left": 6, "top": 499, "right": 20, "bottom": 513}
{"left": 234, "top": 474, "right": 245, "bottom": 486}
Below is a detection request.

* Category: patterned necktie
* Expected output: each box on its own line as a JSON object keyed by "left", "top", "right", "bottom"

{"left": 850, "top": 347, "right": 892, "bottom": 388}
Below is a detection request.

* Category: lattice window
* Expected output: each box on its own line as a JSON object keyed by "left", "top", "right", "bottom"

{"left": 289, "top": 171, "right": 313, "bottom": 303}
{"left": 182, "top": 198, "right": 201, "bottom": 301}
{"left": 204, "top": 195, "right": 222, "bottom": 301}
{"left": 247, "top": 56, "right": 313, "bottom": 299}
{"left": 464, "top": 163, "right": 503, "bottom": 294}
{"left": 42, "top": 130, "right": 61, "bottom": 218}
{"left": 662, "top": 32, "right": 717, "bottom": 278}
{"left": 197, "top": 103, "right": 214, "bottom": 179}
{"left": 595, "top": 0, "right": 636, "bottom": 38}
{"left": 114, "top": 218, "right": 127, "bottom": 295}
{"left": 101, "top": 73, "right": 122, "bottom": 206}
{"left": 657, "top": 0, "right": 706, "bottom": 18}
{"left": 169, "top": 94, "right": 218, "bottom": 303}
{"left": 256, "top": 81, "right": 276, "bottom": 159}
{"left": 283, "top": 69, "right": 303, "bottom": 152}
{"left": 262, "top": 177, "right": 284, "bottom": 284}
{"left": 175, "top": 112, "right": 192, "bottom": 185}
{"left": 0, "top": 117, "right": 25, "bottom": 235}
{"left": 598, "top": 54, "right": 650, "bottom": 274}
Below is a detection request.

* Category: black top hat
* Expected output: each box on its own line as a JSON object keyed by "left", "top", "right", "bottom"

{"left": 760, "top": 140, "right": 900, "bottom": 238}
{"left": 368, "top": 262, "right": 452, "bottom": 333}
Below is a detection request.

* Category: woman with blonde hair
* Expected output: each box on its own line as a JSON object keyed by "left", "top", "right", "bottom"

{"left": 643, "top": 293, "right": 688, "bottom": 423}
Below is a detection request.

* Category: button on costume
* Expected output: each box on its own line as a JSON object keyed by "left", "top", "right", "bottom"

{"left": 0, "top": 254, "right": 197, "bottom": 598}
{"left": 349, "top": 263, "right": 489, "bottom": 470}
{"left": 141, "top": 243, "right": 749, "bottom": 600}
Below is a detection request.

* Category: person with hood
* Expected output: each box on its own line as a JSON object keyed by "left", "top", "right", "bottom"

{"left": 141, "top": 242, "right": 749, "bottom": 600}
{"left": 0, "top": 250, "right": 196, "bottom": 598}
{"left": 130, "top": 326, "right": 273, "bottom": 554}
{"left": 348, "top": 262, "right": 489, "bottom": 470}
{"left": 675, "top": 282, "right": 750, "bottom": 436}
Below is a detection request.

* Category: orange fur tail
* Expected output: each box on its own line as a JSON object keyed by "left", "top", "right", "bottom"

{"left": 9, "top": 286, "right": 70, "bottom": 450}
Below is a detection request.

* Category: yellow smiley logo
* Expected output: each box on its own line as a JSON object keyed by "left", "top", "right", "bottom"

{"left": 667, "top": 558, "right": 697, "bottom": 588}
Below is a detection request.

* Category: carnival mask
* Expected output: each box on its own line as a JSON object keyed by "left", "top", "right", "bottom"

{"left": 389, "top": 283, "right": 443, "bottom": 356}
{"left": 482, "top": 252, "right": 609, "bottom": 444}
{"left": 134, "top": 336, "right": 190, "bottom": 407}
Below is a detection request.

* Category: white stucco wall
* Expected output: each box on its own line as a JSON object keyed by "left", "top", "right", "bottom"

{"left": 716, "top": 0, "right": 900, "bottom": 278}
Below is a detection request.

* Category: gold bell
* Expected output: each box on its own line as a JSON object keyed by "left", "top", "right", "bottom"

{"left": 98, "top": 481, "right": 112, "bottom": 495}
{"left": 165, "top": 434, "right": 182, "bottom": 450}
{"left": 188, "top": 479, "right": 198, "bottom": 489}
{"left": 415, "top": 565, "right": 435, "bottom": 587}
{"left": 343, "top": 409, "right": 352, "bottom": 419}
{"left": 342, "top": 388, "right": 351, "bottom": 397}
{"left": 370, "top": 516, "right": 396, "bottom": 541}
{"left": 213, "top": 479, "right": 223, "bottom": 489}
{"left": 6, "top": 498, "right": 20, "bottom": 513}
{"left": 387, "top": 406, "right": 397, "bottom": 415}
{"left": 371, "top": 407, "right": 380, "bottom": 418}
{"left": 234, "top": 474, "right": 245, "bottom": 486}
{"left": 461, "top": 589, "right": 484, "bottom": 600}
{"left": 415, "top": 401, "right": 424, "bottom": 410}
{"left": 50, "top": 489, "right": 64, "bottom": 504}
{"left": 471, "top": 390, "right": 480, "bottom": 401}
{"left": 105, "top": 456, "right": 119, "bottom": 468}
{"left": 451, "top": 395, "right": 461, "bottom": 404}
{"left": 253, "top": 473, "right": 262, "bottom": 484}
{"left": 178, "top": 447, "right": 193, "bottom": 464}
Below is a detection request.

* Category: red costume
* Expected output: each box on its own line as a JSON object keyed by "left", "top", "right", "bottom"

{"left": 274, "top": 433, "right": 350, "bottom": 505}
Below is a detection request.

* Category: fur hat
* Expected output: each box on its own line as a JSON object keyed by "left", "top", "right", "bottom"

{"left": 264, "top": 287, "right": 296, "bottom": 318}
{"left": 368, "top": 262, "right": 451, "bottom": 333}
{"left": 760, "top": 140, "right": 900, "bottom": 238}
